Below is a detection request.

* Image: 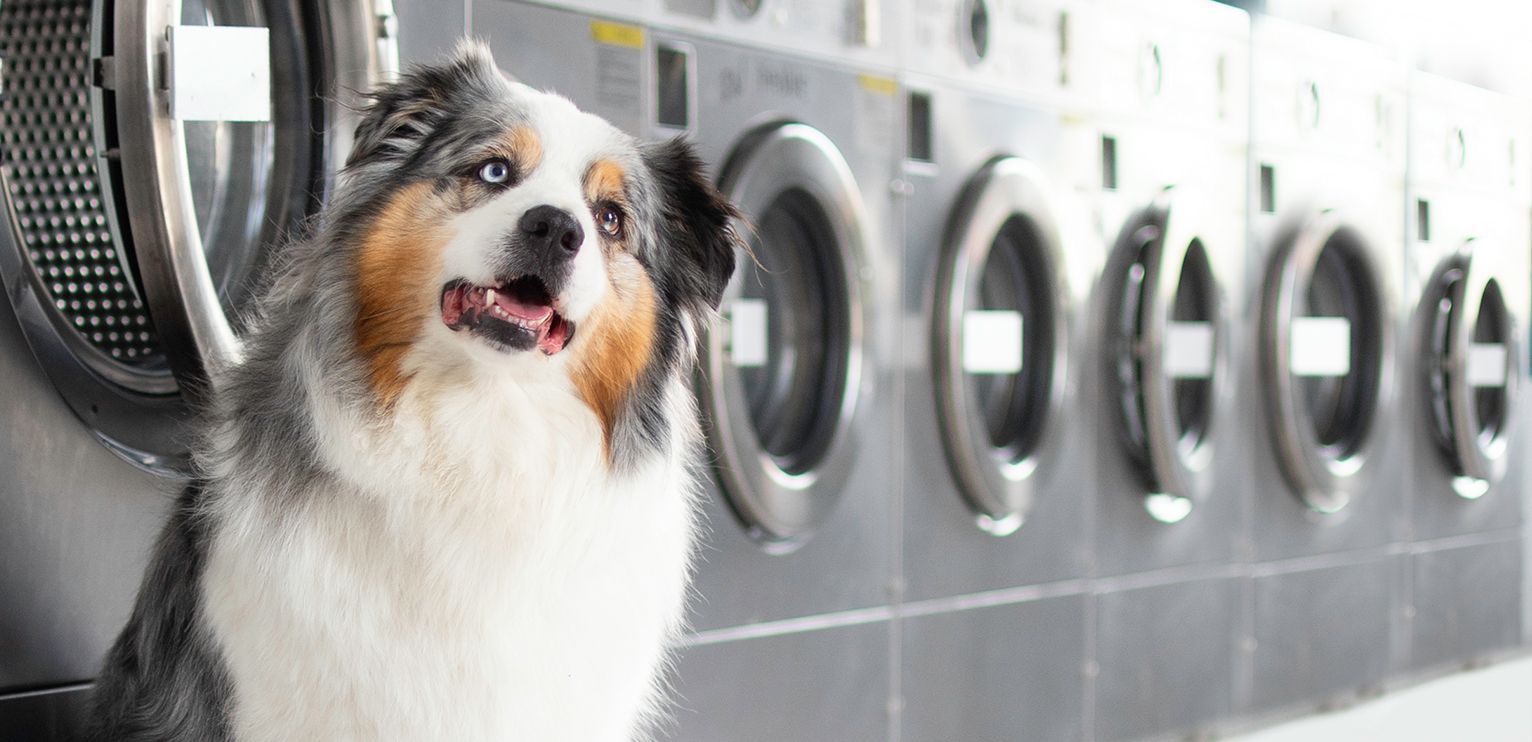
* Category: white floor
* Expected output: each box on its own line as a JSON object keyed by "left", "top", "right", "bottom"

{"left": 1235, "top": 656, "right": 1532, "bottom": 742}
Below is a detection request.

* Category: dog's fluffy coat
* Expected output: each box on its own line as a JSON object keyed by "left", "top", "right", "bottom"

{"left": 90, "top": 43, "right": 739, "bottom": 741}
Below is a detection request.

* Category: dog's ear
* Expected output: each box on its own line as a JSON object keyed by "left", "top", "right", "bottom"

{"left": 347, "top": 40, "right": 502, "bottom": 169}
{"left": 643, "top": 138, "right": 740, "bottom": 309}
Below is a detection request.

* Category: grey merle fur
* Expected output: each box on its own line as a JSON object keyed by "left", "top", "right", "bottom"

{"left": 88, "top": 43, "right": 737, "bottom": 738}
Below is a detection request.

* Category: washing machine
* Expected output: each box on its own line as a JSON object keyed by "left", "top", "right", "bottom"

{"left": 1240, "top": 17, "right": 1406, "bottom": 718}
{"left": 1067, "top": 1, "right": 1248, "bottom": 739}
{"left": 0, "top": 0, "right": 395, "bottom": 734}
{"left": 1401, "top": 73, "right": 1529, "bottom": 675}
{"left": 894, "top": 1, "right": 1092, "bottom": 739}
{"left": 650, "top": 29, "right": 900, "bottom": 742}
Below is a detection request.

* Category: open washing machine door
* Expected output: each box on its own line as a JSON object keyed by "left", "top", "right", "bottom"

{"left": 1260, "top": 211, "right": 1391, "bottom": 513}
{"left": 1105, "top": 187, "right": 1223, "bottom": 524}
{"left": 0, "top": 0, "right": 396, "bottom": 468}
{"left": 1422, "top": 241, "right": 1519, "bottom": 499}
{"left": 702, "top": 121, "right": 870, "bottom": 547}
{"left": 932, "top": 156, "right": 1068, "bottom": 536}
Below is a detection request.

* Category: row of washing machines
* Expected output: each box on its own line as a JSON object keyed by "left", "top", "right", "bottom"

{"left": 0, "top": 0, "right": 1526, "bottom": 739}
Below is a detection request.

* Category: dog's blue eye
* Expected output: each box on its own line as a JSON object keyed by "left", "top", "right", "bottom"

{"left": 478, "top": 159, "right": 511, "bottom": 184}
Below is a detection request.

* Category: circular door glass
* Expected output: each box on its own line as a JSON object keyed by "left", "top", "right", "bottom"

{"left": 1299, "top": 232, "right": 1383, "bottom": 460}
{"left": 737, "top": 188, "right": 852, "bottom": 476}
{"left": 967, "top": 214, "right": 1054, "bottom": 463}
{"left": 1170, "top": 239, "right": 1216, "bottom": 451}
{"left": 1469, "top": 279, "right": 1510, "bottom": 445}
{"left": 705, "top": 123, "right": 867, "bottom": 545}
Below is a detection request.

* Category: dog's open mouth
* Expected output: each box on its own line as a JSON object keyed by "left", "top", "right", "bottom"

{"left": 441, "top": 277, "right": 574, "bottom": 355}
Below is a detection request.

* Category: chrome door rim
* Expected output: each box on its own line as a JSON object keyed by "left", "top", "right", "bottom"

{"left": 1109, "top": 187, "right": 1222, "bottom": 524}
{"left": 1426, "top": 241, "right": 1519, "bottom": 497}
{"left": 1260, "top": 210, "right": 1391, "bottom": 513}
{"left": 702, "top": 122, "right": 869, "bottom": 546}
{"left": 932, "top": 156, "right": 1068, "bottom": 535}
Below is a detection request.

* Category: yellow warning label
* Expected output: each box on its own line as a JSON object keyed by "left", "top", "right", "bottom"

{"left": 590, "top": 20, "right": 644, "bottom": 49}
{"left": 858, "top": 74, "right": 898, "bottom": 96}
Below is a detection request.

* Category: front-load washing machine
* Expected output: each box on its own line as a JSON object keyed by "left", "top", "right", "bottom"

{"left": 895, "top": 1, "right": 1092, "bottom": 739}
{"left": 1241, "top": 17, "right": 1406, "bottom": 718}
{"left": 649, "top": 31, "right": 900, "bottom": 742}
{"left": 0, "top": 0, "right": 395, "bottom": 730}
{"left": 1401, "top": 73, "right": 1529, "bottom": 674}
{"left": 1068, "top": 1, "right": 1248, "bottom": 738}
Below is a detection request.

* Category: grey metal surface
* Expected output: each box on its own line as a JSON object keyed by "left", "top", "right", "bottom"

{"left": 395, "top": 0, "right": 468, "bottom": 65}
{"left": 1407, "top": 538, "right": 1525, "bottom": 673}
{"left": 1246, "top": 558, "right": 1394, "bottom": 715}
{"left": 899, "top": 84, "right": 1093, "bottom": 600}
{"left": 665, "top": 623, "right": 892, "bottom": 742}
{"left": 900, "top": 594, "right": 1087, "bottom": 742}
{"left": 1092, "top": 576, "right": 1240, "bottom": 742}
{"left": 0, "top": 290, "right": 174, "bottom": 693}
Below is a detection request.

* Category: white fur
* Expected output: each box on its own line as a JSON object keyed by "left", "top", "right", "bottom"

{"left": 197, "top": 83, "right": 703, "bottom": 741}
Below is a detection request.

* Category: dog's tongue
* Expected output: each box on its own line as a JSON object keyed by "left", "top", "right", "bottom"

{"left": 486, "top": 287, "right": 554, "bottom": 323}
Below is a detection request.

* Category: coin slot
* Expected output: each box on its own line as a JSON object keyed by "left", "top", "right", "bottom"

{"left": 908, "top": 90, "right": 933, "bottom": 163}
{"left": 1101, "top": 135, "right": 1118, "bottom": 191}
{"left": 1259, "top": 164, "right": 1276, "bottom": 214}
{"left": 1417, "top": 199, "right": 1431, "bottom": 242}
{"left": 655, "top": 44, "right": 691, "bottom": 129}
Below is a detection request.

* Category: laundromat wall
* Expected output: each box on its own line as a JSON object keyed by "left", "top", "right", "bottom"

{"left": 0, "top": 0, "right": 1528, "bottom": 739}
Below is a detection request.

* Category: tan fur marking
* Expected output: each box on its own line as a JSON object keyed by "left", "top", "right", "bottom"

{"left": 502, "top": 126, "right": 543, "bottom": 174}
{"left": 584, "top": 159, "right": 627, "bottom": 204}
{"left": 354, "top": 183, "right": 449, "bottom": 407}
{"left": 571, "top": 254, "right": 657, "bottom": 460}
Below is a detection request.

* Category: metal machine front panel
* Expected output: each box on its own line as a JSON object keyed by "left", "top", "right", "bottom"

{"left": 898, "top": 85, "right": 1093, "bottom": 601}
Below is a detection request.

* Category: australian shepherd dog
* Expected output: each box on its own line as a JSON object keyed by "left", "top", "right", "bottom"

{"left": 89, "top": 42, "right": 739, "bottom": 741}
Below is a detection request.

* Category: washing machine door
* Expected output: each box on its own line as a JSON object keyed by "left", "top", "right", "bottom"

{"left": 1260, "top": 211, "right": 1390, "bottom": 513}
{"left": 0, "top": 0, "right": 395, "bottom": 467}
{"left": 1106, "top": 188, "right": 1222, "bottom": 524}
{"left": 702, "top": 122, "right": 869, "bottom": 545}
{"left": 1423, "top": 242, "right": 1519, "bottom": 499}
{"left": 932, "top": 156, "right": 1067, "bottom": 535}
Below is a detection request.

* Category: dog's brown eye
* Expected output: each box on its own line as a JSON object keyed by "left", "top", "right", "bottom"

{"left": 597, "top": 206, "right": 623, "bottom": 236}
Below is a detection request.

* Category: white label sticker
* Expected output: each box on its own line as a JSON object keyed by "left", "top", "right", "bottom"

{"left": 1467, "top": 343, "right": 1509, "bottom": 387}
{"left": 166, "top": 26, "right": 272, "bottom": 122}
{"left": 962, "top": 310, "right": 1024, "bottom": 374}
{"left": 727, "top": 299, "right": 768, "bottom": 368}
{"left": 1164, "top": 322, "right": 1215, "bottom": 379}
{"left": 1290, "top": 317, "right": 1352, "bottom": 377}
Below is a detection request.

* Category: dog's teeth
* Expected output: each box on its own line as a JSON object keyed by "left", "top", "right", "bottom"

{"left": 485, "top": 288, "right": 497, "bottom": 306}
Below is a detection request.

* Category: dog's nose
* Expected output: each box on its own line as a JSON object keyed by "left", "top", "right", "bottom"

{"left": 519, "top": 205, "right": 584, "bottom": 256}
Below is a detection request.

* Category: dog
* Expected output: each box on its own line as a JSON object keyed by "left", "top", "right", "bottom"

{"left": 89, "top": 41, "right": 739, "bottom": 741}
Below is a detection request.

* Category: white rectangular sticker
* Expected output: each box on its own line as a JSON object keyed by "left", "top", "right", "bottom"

{"left": 1164, "top": 322, "right": 1215, "bottom": 379}
{"left": 1467, "top": 343, "right": 1509, "bottom": 387}
{"left": 1290, "top": 316, "right": 1352, "bottom": 377}
{"left": 166, "top": 26, "right": 272, "bottom": 122}
{"left": 962, "top": 310, "right": 1023, "bottom": 374}
{"left": 728, "top": 299, "right": 768, "bottom": 368}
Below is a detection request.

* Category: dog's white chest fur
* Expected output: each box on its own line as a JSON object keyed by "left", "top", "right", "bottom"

{"left": 200, "top": 368, "right": 699, "bottom": 741}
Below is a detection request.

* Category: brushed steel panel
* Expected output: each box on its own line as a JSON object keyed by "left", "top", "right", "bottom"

{"left": 1409, "top": 538, "right": 1524, "bottom": 672}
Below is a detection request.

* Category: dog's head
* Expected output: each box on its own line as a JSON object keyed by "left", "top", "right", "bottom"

{"left": 333, "top": 43, "right": 737, "bottom": 459}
